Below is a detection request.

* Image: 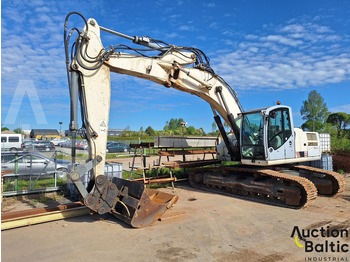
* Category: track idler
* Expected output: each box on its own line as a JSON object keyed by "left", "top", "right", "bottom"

{"left": 84, "top": 175, "right": 178, "bottom": 228}
{"left": 290, "top": 165, "right": 346, "bottom": 196}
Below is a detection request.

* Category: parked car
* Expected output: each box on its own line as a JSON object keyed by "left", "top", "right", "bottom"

{"left": 22, "top": 141, "right": 55, "bottom": 152}
{"left": 1, "top": 152, "right": 70, "bottom": 179}
{"left": 76, "top": 140, "right": 89, "bottom": 150}
{"left": 51, "top": 137, "right": 70, "bottom": 146}
{"left": 106, "top": 142, "right": 130, "bottom": 153}
{"left": 59, "top": 139, "right": 72, "bottom": 148}
{"left": 1, "top": 134, "right": 22, "bottom": 152}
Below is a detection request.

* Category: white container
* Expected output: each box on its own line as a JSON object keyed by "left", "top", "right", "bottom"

{"left": 319, "top": 133, "right": 331, "bottom": 153}
{"left": 104, "top": 162, "right": 123, "bottom": 181}
{"left": 321, "top": 154, "right": 333, "bottom": 171}
{"left": 303, "top": 154, "right": 333, "bottom": 171}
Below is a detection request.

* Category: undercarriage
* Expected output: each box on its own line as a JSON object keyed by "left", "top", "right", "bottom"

{"left": 189, "top": 165, "right": 345, "bottom": 208}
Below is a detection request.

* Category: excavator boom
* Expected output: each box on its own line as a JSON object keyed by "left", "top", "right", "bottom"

{"left": 64, "top": 12, "right": 345, "bottom": 220}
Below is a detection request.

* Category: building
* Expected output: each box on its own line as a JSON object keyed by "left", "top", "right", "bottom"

{"left": 63, "top": 129, "right": 125, "bottom": 137}
{"left": 108, "top": 129, "right": 124, "bottom": 137}
{"left": 30, "top": 129, "right": 59, "bottom": 140}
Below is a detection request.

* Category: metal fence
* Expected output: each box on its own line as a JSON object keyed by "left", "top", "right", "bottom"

{"left": 1, "top": 151, "right": 67, "bottom": 196}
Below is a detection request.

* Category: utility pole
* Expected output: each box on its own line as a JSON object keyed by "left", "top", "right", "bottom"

{"left": 59, "top": 122, "right": 63, "bottom": 136}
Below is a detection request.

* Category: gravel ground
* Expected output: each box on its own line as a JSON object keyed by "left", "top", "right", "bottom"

{"left": 2, "top": 173, "right": 349, "bottom": 262}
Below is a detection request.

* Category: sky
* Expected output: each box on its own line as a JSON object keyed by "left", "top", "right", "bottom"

{"left": 1, "top": 0, "right": 350, "bottom": 133}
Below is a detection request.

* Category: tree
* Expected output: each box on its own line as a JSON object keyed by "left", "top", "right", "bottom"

{"left": 163, "top": 118, "right": 184, "bottom": 131}
{"left": 186, "top": 126, "right": 196, "bottom": 135}
{"left": 139, "top": 126, "right": 144, "bottom": 136}
{"left": 13, "top": 128, "right": 22, "bottom": 134}
{"left": 224, "top": 121, "right": 231, "bottom": 132}
{"left": 1, "top": 127, "right": 9, "bottom": 132}
{"left": 301, "top": 120, "right": 324, "bottom": 132}
{"left": 212, "top": 121, "right": 217, "bottom": 133}
{"left": 326, "top": 112, "right": 350, "bottom": 138}
{"left": 145, "top": 126, "right": 155, "bottom": 136}
{"left": 300, "top": 90, "right": 329, "bottom": 131}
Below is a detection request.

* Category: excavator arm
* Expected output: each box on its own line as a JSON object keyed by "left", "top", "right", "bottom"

{"left": 67, "top": 16, "right": 243, "bottom": 172}
{"left": 64, "top": 13, "right": 242, "bottom": 227}
{"left": 65, "top": 12, "right": 345, "bottom": 216}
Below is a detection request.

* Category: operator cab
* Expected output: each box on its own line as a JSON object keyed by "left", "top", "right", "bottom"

{"left": 239, "top": 105, "right": 295, "bottom": 162}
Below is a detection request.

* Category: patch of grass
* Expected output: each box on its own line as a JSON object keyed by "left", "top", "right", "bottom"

{"left": 39, "top": 193, "right": 49, "bottom": 204}
{"left": 3, "top": 177, "right": 68, "bottom": 192}
{"left": 220, "top": 161, "right": 240, "bottom": 166}
{"left": 147, "top": 183, "right": 169, "bottom": 189}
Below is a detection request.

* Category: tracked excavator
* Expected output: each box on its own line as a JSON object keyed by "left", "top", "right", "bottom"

{"left": 65, "top": 12, "right": 345, "bottom": 227}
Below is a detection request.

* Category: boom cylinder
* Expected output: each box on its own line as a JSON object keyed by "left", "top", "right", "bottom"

{"left": 69, "top": 71, "right": 80, "bottom": 168}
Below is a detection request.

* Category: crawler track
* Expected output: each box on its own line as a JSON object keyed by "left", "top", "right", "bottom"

{"left": 189, "top": 166, "right": 318, "bottom": 209}
{"left": 290, "top": 165, "right": 346, "bottom": 196}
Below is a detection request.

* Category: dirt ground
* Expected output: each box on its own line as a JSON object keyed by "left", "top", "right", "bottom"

{"left": 2, "top": 172, "right": 350, "bottom": 262}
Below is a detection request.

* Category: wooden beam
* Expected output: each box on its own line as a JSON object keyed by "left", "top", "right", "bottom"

{"left": 1, "top": 206, "right": 89, "bottom": 230}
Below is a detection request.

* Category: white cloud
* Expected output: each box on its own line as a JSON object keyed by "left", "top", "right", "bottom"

{"left": 165, "top": 32, "right": 179, "bottom": 39}
{"left": 329, "top": 104, "right": 350, "bottom": 113}
{"left": 263, "top": 35, "right": 303, "bottom": 46}
{"left": 203, "top": 2, "right": 216, "bottom": 8}
{"left": 212, "top": 19, "right": 350, "bottom": 91}
{"left": 179, "top": 25, "right": 194, "bottom": 31}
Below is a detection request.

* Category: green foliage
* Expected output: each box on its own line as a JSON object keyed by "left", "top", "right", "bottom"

{"left": 163, "top": 118, "right": 185, "bottom": 131}
{"left": 3, "top": 177, "right": 67, "bottom": 192}
{"left": 301, "top": 120, "right": 324, "bottom": 132}
{"left": 331, "top": 136, "right": 350, "bottom": 152}
{"left": 300, "top": 90, "right": 329, "bottom": 131}
{"left": 113, "top": 117, "right": 210, "bottom": 138}
{"left": 145, "top": 126, "right": 155, "bottom": 136}
{"left": 326, "top": 112, "right": 350, "bottom": 138}
{"left": 1, "top": 127, "right": 9, "bottom": 132}
{"left": 13, "top": 128, "right": 22, "bottom": 134}
{"left": 212, "top": 121, "right": 217, "bottom": 133}
{"left": 186, "top": 126, "right": 196, "bottom": 135}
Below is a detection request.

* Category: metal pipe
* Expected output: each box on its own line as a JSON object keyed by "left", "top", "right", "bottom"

{"left": 178, "top": 67, "right": 211, "bottom": 88}
{"left": 100, "top": 26, "right": 166, "bottom": 50}
{"left": 100, "top": 26, "right": 134, "bottom": 41}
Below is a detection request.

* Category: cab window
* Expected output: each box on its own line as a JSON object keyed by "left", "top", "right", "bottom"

{"left": 241, "top": 112, "right": 265, "bottom": 159}
{"left": 268, "top": 108, "right": 292, "bottom": 150}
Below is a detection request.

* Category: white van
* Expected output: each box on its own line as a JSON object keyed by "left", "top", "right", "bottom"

{"left": 1, "top": 134, "right": 23, "bottom": 151}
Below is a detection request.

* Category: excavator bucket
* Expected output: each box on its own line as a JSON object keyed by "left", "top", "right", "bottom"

{"left": 82, "top": 175, "right": 178, "bottom": 228}
{"left": 110, "top": 177, "right": 178, "bottom": 228}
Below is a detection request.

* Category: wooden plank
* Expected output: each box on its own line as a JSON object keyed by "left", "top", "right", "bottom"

{"left": 1, "top": 202, "right": 84, "bottom": 220}
{"left": 162, "top": 159, "right": 221, "bottom": 168}
{"left": 158, "top": 149, "right": 216, "bottom": 156}
{"left": 1, "top": 207, "right": 90, "bottom": 230}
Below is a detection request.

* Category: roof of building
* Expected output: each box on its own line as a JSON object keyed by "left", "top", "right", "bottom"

{"left": 30, "top": 129, "right": 59, "bottom": 135}
{"left": 1, "top": 130, "right": 16, "bottom": 134}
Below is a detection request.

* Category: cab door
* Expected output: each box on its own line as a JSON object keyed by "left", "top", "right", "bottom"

{"left": 282, "top": 108, "right": 295, "bottom": 159}
{"left": 266, "top": 107, "right": 295, "bottom": 161}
